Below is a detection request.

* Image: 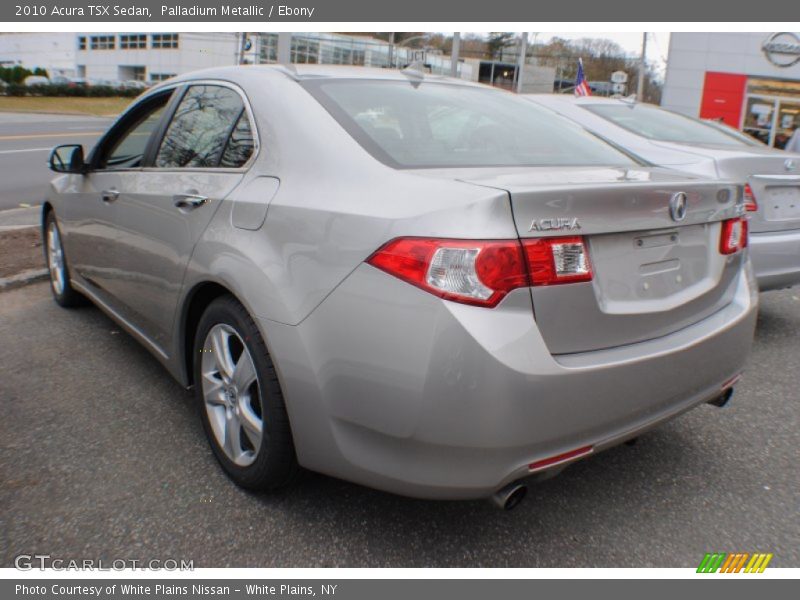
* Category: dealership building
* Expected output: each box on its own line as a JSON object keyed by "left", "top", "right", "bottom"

{"left": 0, "top": 32, "right": 473, "bottom": 84}
{"left": 662, "top": 32, "right": 800, "bottom": 149}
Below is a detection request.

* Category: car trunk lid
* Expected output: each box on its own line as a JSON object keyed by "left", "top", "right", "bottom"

{"left": 453, "top": 166, "right": 745, "bottom": 354}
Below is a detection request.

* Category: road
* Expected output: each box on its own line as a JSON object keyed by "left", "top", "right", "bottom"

{"left": 0, "top": 112, "right": 109, "bottom": 211}
{"left": 1, "top": 282, "right": 798, "bottom": 568}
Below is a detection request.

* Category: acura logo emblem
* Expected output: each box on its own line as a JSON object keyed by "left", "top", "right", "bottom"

{"left": 786, "top": 159, "right": 797, "bottom": 172}
{"left": 669, "top": 192, "right": 688, "bottom": 222}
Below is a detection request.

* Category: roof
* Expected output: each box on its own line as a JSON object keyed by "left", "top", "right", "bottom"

{"left": 159, "top": 63, "right": 482, "bottom": 88}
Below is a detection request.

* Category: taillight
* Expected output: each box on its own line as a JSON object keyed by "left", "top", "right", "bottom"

{"left": 743, "top": 183, "right": 758, "bottom": 212}
{"left": 720, "top": 217, "right": 748, "bottom": 255}
{"left": 522, "top": 236, "right": 592, "bottom": 286}
{"left": 367, "top": 235, "right": 593, "bottom": 308}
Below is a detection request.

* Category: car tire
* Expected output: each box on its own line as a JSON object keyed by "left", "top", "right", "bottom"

{"left": 193, "top": 295, "right": 300, "bottom": 491}
{"left": 44, "top": 211, "right": 84, "bottom": 308}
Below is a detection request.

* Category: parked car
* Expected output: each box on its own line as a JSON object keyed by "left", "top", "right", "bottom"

{"left": 43, "top": 66, "right": 757, "bottom": 507}
{"left": 120, "top": 79, "right": 148, "bottom": 90}
{"left": 702, "top": 118, "right": 765, "bottom": 147}
{"left": 525, "top": 95, "right": 800, "bottom": 291}
{"left": 23, "top": 75, "right": 50, "bottom": 86}
{"left": 50, "top": 75, "right": 77, "bottom": 87}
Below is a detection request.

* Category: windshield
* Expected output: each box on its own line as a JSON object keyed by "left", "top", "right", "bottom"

{"left": 583, "top": 103, "right": 752, "bottom": 147}
{"left": 303, "top": 80, "right": 639, "bottom": 169}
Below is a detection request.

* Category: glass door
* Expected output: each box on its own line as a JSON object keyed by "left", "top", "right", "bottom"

{"left": 775, "top": 100, "right": 800, "bottom": 150}
{"left": 743, "top": 96, "right": 777, "bottom": 146}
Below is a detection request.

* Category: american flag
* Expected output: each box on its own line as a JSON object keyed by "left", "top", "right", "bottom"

{"left": 574, "top": 58, "right": 591, "bottom": 97}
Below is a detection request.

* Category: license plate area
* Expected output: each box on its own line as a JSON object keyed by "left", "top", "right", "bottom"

{"left": 764, "top": 186, "right": 800, "bottom": 221}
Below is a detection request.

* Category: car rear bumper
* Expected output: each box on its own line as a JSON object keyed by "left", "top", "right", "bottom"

{"left": 749, "top": 228, "right": 800, "bottom": 291}
{"left": 262, "top": 262, "right": 758, "bottom": 500}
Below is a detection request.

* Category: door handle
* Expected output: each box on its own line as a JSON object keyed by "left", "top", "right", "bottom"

{"left": 173, "top": 193, "right": 209, "bottom": 210}
{"left": 101, "top": 189, "right": 119, "bottom": 203}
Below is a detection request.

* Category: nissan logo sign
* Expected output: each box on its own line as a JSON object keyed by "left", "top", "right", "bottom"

{"left": 762, "top": 32, "right": 800, "bottom": 68}
{"left": 669, "top": 192, "right": 688, "bottom": 222}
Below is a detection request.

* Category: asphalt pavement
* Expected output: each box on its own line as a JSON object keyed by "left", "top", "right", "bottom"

{"left": 0, "top": 112, "right": 109, "bottom": 211}
{"left": 1, "top": 282, "right": 798, "bottom": 568}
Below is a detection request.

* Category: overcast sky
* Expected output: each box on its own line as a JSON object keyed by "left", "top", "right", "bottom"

{"left": 535, "top": 32, "right": 672, "bottom": 73}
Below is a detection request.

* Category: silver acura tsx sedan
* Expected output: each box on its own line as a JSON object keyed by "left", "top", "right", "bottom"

{"left": 525, "top": 95, "right": 800, "bottom": 292}
{"left": 43, "top": 66, "right": 757, "bottom": 508}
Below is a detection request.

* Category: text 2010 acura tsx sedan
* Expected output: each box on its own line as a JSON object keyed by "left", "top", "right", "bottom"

{"left": 43, "top": 66, "right": 757, "bottom": 508}
{"left": 524, "top": 95, "right": 800, "bottom": 292}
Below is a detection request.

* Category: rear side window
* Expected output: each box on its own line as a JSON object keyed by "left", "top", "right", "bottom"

{"left": 156, "top": 85, "right": 254, "bottom": 168}
{"left": 303, "top": 80, "right": 638, "bottom": 169}
{"left": 583, "top": 104, "right": 751, "bottom": 147}
{"left": 220, "top": 112, "right": 255, "bottom": 168}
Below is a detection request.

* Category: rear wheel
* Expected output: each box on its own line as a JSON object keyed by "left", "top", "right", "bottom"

{"left": 193, "top": 295, "right": 300, "bottom": 490}
{"left": 44, "top": 211, "right": 83, "bottom": 307}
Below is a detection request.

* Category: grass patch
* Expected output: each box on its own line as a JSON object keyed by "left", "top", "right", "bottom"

{"left": 0, "top": 96, "right": 133, "bottom": 117}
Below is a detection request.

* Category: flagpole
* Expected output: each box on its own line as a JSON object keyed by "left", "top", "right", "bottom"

{"left": 637, "top": 32, "right": 647, "bottom": 100}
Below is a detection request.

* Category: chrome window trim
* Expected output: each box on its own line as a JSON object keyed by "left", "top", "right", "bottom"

{"left": 94, "top": 79, "right": 261, "bottom": 174}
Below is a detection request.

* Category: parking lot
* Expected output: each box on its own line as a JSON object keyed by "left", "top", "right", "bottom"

{"left": 1, "top": 281, "right": 798, "bottom": 567}
{"left": 0, "top": 107, "right": 798, "bottom": 569}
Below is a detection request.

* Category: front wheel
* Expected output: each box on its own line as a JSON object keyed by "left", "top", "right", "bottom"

{"left": 193, "top": 295, "right": 300, "bottom": 490}
{"left": 44, "top": 211, "right": 83, "bottom": 307}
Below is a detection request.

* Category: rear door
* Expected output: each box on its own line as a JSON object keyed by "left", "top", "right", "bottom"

{"left": 108, "top": 83, "right": 257, "bottom": 350}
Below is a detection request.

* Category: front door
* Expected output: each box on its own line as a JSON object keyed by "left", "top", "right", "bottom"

{"left": 107, "top": 83, "right": 257, "bottom": 351}
{"left": 64, "top": 89, "right": 174, "bottom": 305}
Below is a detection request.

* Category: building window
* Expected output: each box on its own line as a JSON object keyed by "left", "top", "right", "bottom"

{"left": 90, "top": 35, "right": 115, "bottom": 50}
{"left": 291, "top": 36, "right": 320, "bottom": 64}
{"left": 150, "top": 73, "right": 176, "bottom": 83}
{"left": 78, "top": 36, "right": 86, "bottom": 51}
{"left": 152, "top": 34, "right": 179, "bottom": 49}
{"left": 120, "top": 34, "right": 147, "bottom": 50}
{"left": 259, "top": 33, "right": 278, "bottom": 63}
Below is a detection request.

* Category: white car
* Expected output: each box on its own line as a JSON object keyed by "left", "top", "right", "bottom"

{"left": 526, "top": 95, "right": 800, "bottom": 291}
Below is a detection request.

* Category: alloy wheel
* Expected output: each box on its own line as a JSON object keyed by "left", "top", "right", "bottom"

{"left": 47, "top": 221, "right": 65, "bottom": 296}
{"left": 200, "top": 324, "right": 263, "bottom": 466}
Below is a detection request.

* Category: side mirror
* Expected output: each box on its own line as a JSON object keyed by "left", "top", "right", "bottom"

{"left": 49, "top": 144, "right": 86, "bottom": 174}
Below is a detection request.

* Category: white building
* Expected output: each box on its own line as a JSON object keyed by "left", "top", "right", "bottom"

{"left": 662, "top": 32, "right": 800, "bottom": 149}
{"left": 0, "top": 32, "right": 473, "bottom": 84}
{"left": 0, "top": 33, "right": 77, "bottom": 77}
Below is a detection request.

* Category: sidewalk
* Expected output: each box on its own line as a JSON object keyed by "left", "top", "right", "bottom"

{"left": 0, "top": 205, "right": 40, "bottom": 231}
{"left": 0, "top": 205, "right": 46, "bottom": 289}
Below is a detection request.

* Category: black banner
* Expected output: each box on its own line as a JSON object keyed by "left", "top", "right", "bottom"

{"left": 2, "top": 0, "right": 799, "bottom": 22}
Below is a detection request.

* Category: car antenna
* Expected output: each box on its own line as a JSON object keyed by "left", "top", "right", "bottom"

{"left": 401, "top": 61, "right": 426, "bottom": 87}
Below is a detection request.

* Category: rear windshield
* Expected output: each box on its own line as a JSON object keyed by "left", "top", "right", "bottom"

{"left": 584, "top": 103, "right": 752, "bottom": 147}
{"left": 303, "top": 80, "right": 639, "bottom": 169}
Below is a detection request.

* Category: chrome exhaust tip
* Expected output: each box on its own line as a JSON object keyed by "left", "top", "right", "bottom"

{"left": 708, "top": 387, "right": 734, "bottom": 408}
{"left": 490, "top": 481, "right": 528, "bottom": 511}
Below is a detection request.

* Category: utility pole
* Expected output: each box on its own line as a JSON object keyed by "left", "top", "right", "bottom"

{"left": 238, "top": 32, "right": 248, "bottom": 65}
{"left": 450, "top": 32, "right": 461, "bottom": 77}
{"left": 637, "top": 32, "right": 647, "bottom": 100}
{"left": 277, "top": 32, "right": 291, "bottom": 65}
{"left": 515, "top": 32, "right": 528, "bottom": 94}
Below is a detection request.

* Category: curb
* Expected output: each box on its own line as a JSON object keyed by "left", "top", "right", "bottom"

{"left": 0, "top": 268, "right": 48, "bottom": 292}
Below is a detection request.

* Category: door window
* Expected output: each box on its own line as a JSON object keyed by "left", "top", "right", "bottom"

{"left": 97, "top": 95, "right": 170, "bottom": 169}
{"left": 155, "top": 85, "right": 252, "bottom": 168}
